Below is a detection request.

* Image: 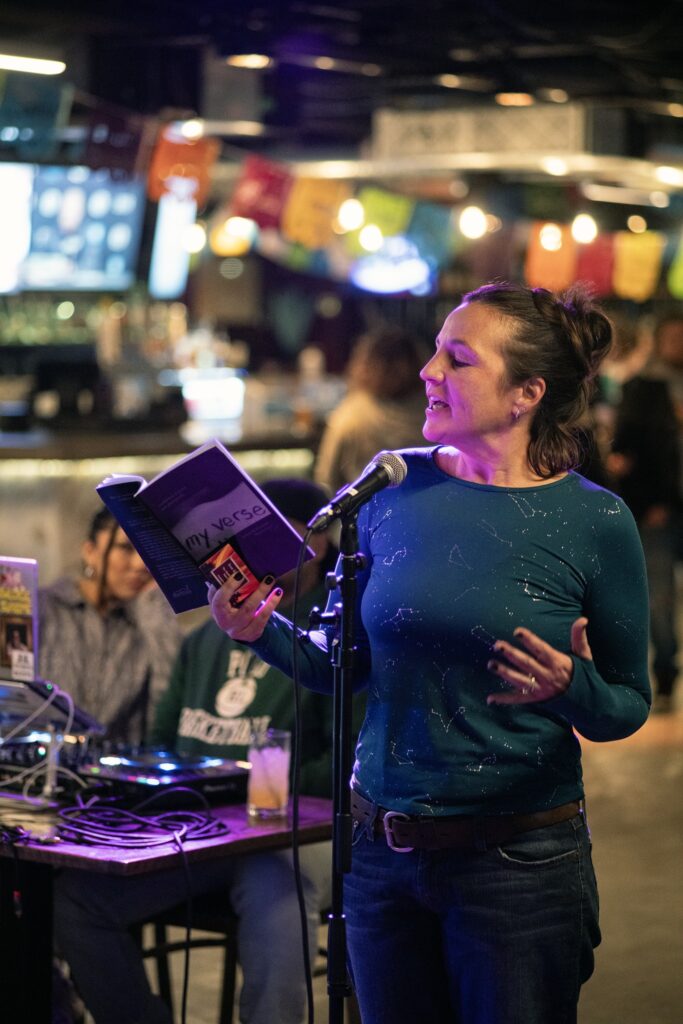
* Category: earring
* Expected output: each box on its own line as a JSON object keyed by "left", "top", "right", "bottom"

{"left": 83, "top": 564, "right": 97, "bottom": 579}
{"left": 511, "top": 406, "right": 521, "bottom": 421}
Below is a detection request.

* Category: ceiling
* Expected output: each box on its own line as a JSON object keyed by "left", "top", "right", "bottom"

{"left": 0, "top": 1, "right": 681, "bottom": 140}
{"left": 0, "top": 0, "right": 681, "bottom": 207}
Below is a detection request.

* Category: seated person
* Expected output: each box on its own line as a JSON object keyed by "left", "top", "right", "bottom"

{"left": 54, "top": 478, "right": 365, "bottom": 1024}
{"left": 38, "top": 508, "right": 183, "bottom": 744}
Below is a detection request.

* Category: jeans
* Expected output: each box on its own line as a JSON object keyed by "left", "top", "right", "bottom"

{"left": 641, "top": 522, "right": 679, "bottom": 696}
{"left": 344, "top": 814, "right": 600, "bottom": 1024}
{"left": 54, "top": 841, "right": 331, "bottom": 1024}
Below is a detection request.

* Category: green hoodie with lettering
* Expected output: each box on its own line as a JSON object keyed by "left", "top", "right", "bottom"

{"left": 150, "top": 587, "right": 364, "bottom": 798}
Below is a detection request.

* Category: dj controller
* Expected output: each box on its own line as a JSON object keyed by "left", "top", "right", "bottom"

{"left": 78, "top": 750, "right": 250, "bottom": 806}
{"left": 0, "top": 738, "right": 250, "bottom": 807}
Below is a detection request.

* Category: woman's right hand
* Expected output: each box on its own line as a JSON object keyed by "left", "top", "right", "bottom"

{"left": 208, "top": 575, "right": 283, "bottom": 643}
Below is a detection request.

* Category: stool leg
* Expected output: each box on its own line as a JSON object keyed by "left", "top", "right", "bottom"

{"left": 218, "top": 929, "right": 238, "bottom": 1024}
{"left": 154, "top": 922, "right": 174, "bottom": 1016}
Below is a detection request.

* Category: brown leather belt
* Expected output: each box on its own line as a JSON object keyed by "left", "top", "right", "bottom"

{"left": 350, "top": 789, "right": 582, "bottom": 853}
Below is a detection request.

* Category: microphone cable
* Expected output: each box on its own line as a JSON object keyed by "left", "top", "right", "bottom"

{"left": 290, "top": 525, "right": 318, "bottom": 1024}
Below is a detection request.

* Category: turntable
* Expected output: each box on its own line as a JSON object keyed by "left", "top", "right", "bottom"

{"left": 78, "top": 750, "right": 250, "bottom": 806}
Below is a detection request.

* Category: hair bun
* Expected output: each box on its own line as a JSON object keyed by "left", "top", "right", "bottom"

{"left": 557, "top": 285, "right": 613, "bottom": 378}
{"left": 532, "top": 285, "right": 612, "bottom": 380}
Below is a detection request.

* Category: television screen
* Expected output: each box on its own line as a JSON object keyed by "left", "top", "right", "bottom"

{"left": 0, "top": 163, "right": 146, "bottom": 293}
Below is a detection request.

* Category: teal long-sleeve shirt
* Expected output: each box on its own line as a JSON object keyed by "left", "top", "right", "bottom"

{"left": 250, "top": 447, "right": 651, "bottom": 816}
{"left": 151, "top": 586, "right": 364, "bottom": 799}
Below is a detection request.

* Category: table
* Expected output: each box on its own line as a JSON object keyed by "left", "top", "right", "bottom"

{"left": 0, "top": 796, "right": 333, "bottom": 1021}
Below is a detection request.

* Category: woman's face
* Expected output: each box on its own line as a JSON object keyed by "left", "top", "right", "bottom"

{"left": 420, "top": 301, "right": 520, "bottom": 449}
{"left": 84, "top": 526, "right": 151, "bottom": 603}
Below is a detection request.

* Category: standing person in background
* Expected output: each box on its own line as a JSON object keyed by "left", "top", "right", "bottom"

{"left": 38, "top": 508, "right": 182, "bottom": 744}
{"left": 55, "top": 479, "right": 365, "bottom": 1024}
{"left": 608, "top": 313, "right": 683, "bottom": 712}
{"left": 210, "top": 282, "right": 651, "bottom": 1024}
{"left": 314, "top": 324, "right": 429, "bottom": 494}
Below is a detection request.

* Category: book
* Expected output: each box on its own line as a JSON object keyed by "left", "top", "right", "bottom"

{"left": 95, "top": 438, "right": 314, "bottom": 614}
{"left": 0, "top": 556, "right": 39, "bottom": 681}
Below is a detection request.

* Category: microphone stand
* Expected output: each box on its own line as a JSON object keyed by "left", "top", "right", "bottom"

{"left": 309, "top": 510, "right": 363, "bottom": 1024}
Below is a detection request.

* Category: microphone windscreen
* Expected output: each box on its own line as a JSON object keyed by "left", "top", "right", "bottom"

{"left": 373, "top": 450, "right": 408, "bottom": 487}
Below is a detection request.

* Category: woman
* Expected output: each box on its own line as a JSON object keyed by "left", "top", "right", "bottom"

{"left": 38, "top": 508, "right": 182, "bottom": 744}
{"left": 209, "top": 282, "right": 651, "bottom": 1024}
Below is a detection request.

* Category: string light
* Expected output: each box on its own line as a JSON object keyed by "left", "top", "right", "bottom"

{"left": 184, "top": 222, "right": 207, "bottom": 254}
{"left": 571, "top": 213, "right": 598, "bottom": 244}
{"left": 459, "top": 206, "right": 487, "bottom": 239}
{"left": 627, "top": 215, "right": 648, "bottom": 233}
{"left": 539, "top": 223, "right": 563, "bottom": 251}
{"left": 495, "top": 93, "right": 534, "bottom": 106}
{"left": 358, "top": 224, "right": 383, "bottom": 252}
{"left": 336, "top": 198, "right": 365, "bottom": 231}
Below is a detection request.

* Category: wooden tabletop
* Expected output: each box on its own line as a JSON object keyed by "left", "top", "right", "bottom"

{"left": 0, "top": 796, "right": 333, "bottom": 876}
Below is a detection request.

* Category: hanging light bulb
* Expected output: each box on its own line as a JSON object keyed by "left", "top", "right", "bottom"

{"left": 358, "top": 224, "right": 383, "bottom": 252}
{"left": 539, "top": 223, "right": 563, "bottom": 251}
{"left": 571, "top": 214, "right": 598, "bottom": 244}
{"left": 337, "top": 198, "right": 365, "bottom": 232}
{"left": 459, "top": 206, "right": 487, "bottom": 239}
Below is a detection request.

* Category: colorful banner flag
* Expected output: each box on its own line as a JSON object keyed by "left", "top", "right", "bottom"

{"left": 575, "top": 235, "right": 615, "bottom": 296}
{"left": 228, "top": 155, "right": 293, "bottom": 230}
{"left": 147, "top": 127, "right": 220, "bottom": 207}
{"left": 281, "top": 177, "right": 351, "bottom": 250}
{"left": 524, "top": 222, "right": 578, "bottom": 290}
{"left": 405, "top": 201, "right": 455, "bottom": 266}
{"left": 666, "top": 230, "right": 683, "bottom": 299}
{"left": 344, "top": 186, "right": 414, "bottom": 256}
{"left": 468, "top": 224, "right": 516, "bottom": 283}
{"left": 612, "top": 231, "right": 666, "bottom": 302}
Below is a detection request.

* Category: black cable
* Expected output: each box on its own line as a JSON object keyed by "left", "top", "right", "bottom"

{"left": 56, "top": 790, "right": 230, "bottom": 847}
{"left": 291, "top": 527, "right": 317, "bottom": 1024}
{"left": 177, "top": 838, "right": 194, "bottom": 1024}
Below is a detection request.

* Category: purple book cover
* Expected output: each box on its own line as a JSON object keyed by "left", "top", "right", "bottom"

{"left": 97, "top": 440, "right": 313, "bottom": 613}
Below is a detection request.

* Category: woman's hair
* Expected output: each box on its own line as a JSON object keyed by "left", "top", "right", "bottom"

{"left": 87, "top": 507, "right": 117, "bottom": 542}
{"left": 347, "top": 325, "right": 429, "bottom": 401}
{"left": 463, "top": 281, "right": 613, "bottom": 477}
{"left": 84, "top": 507, "right": 119, "bottom": 608}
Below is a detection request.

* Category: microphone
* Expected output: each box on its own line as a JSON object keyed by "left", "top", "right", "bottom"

{"left": 307, "top": 451, "right": 408, "bottom": 532}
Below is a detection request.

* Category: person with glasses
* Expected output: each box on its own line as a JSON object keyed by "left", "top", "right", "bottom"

{"left": 37, "top": 507, "right": 182, "bottom": 744}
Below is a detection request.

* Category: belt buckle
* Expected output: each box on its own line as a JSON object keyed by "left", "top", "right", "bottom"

{"left": 383, "top": 811, "right": 414, "bottom": 853}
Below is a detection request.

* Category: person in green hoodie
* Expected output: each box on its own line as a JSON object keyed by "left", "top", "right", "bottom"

{"left": 54, "top": 478, "right": 362, "bottom": 1024}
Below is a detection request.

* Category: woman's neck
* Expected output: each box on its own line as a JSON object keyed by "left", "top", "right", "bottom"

{"left": 434, "top": 446, "right": 563, "bottom": 488}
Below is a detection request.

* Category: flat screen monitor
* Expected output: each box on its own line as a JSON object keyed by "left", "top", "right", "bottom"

{"left": 0, "top": 676, "right": 105, "bottom": 735}
{"left": 0, "top": 163, "right": 146, "bottom": 293}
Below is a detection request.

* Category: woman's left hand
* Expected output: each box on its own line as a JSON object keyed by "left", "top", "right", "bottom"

{"left": 486, "top": 617, "right": 592, "bottom": 705}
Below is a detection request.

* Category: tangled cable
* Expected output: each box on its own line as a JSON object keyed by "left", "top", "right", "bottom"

{"left": 57, "top": 790, "right": 231, "bottom": 849}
